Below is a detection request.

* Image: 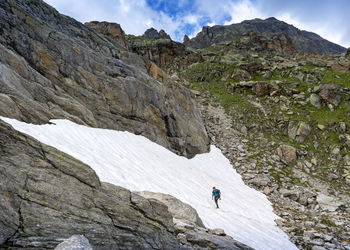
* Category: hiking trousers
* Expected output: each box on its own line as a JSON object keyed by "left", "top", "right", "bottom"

{"left": 214, "top": 196, "right": 220, "bottom": 208}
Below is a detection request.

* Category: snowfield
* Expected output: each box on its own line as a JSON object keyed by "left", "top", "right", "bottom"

{"left": 1, "top": 117, "right": 297, "bottom": 250}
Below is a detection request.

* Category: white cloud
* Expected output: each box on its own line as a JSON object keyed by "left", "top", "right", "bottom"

{"left": 184, "top": 14, "right": 199, "bottom": 25}
{"left": 44, "top": 0, "right": 349, "bottom": 47}
{"left": 224, "top": 0, "right": 265, "bottom": 25}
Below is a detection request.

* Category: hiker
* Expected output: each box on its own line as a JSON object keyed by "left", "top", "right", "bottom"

{"left": 212, "top": 187, "right": 221, "bottom": 208}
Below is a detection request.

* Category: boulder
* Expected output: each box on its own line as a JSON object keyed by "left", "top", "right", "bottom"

{"left": 288, "top": 121, "right": 311, "bottom": 143}
{"left": 339, "top": 134, "right": 350, "bottom": 147}
{"left": 252, "top": 82, "right": 270, "bottom": 96}
{"left": 309, "top": 93, "right": 322, "bottom": 108}
{"left": 315, "top": 83, "right": 341, "bottom": 106}
{"left": 277, "top": 145, "right": 297, "bottom": 164}
{"left": 136, "top": 191, "right": 205, "bottom": 228}
{"left": 55, "top": 235, "right": 92, "bottom": 250}
{"left": 280, "top": 188, "right": 300, "bottom": 201}
{"left": 232, "top": 69, "right": 251, "bottom": 81}
{"left": 316, "top": 194, "right": 344, "bottom": 212}
{"left": 183, "top": 230, "right": 253, "bottom": 250}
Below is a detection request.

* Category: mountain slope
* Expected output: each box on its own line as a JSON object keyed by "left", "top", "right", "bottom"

{"left": 0, "top": 0, "right": 209, "bottom": 158}
{"left": 1, "top": 116, "right": 298, "bottom": 250}
{"left": 177, "top": 31, "right": 350, "bottom": 249}
{"left": 186, "top": 17, "right": 346, "bottom": 55}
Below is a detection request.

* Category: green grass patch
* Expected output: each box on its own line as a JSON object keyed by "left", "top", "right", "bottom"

{"left": 323, "top": 70, "right": 350, "bottom": 87}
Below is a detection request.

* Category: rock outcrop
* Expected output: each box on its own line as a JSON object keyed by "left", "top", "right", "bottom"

{"left": 136, "top": 191, "right": 205, "bottom": 228}
{"left": 126, "top": 37, "right": 202, "bottom": 72}
{"left": 84, "top": 21, "right": 128, "bottom": 49}
{"left": 136, "top": 191, "right": 253, "bottom": 250}
{"left": 236, "top": 32, "right": 296, "bottom": 55}
{"left": 55, "top": 235, "right": 93, "bottom": 250}
{"left": 0, "top": 0, "right": 209, "bottom": 158}
{"left": 186, "top": 17, "right": 346, "bottom": 55}
{"left": 0, "top": 120, "right": 181, "bottom": 249}
{"left": 315, "top": 83, "right": 342, "bottom": 106}
{"left": 277, "top": 144, "right": 297, "bottom": 164}
{"left": 143, "top": 27, "right": 171, "bottom": 40}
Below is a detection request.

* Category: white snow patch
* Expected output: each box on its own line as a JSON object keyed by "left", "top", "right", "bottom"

{"left": 1, "top": 117, "right": 297, "bottom": 250}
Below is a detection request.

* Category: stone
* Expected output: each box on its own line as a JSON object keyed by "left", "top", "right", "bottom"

{"left": 184, "top": 231, "right": 253, "bottom": 250}
{"left": 316, "top": 83, "right": 341, "bottom": 106}
{"left": 262, "top": 71, "right": 273, "bottom": 79}
{"left": 309, "top": 239, "right": 324, "bottom": 246}
{"left": 339, "top": 122, "right": 347, "bottom": 133}
{"left": 55, "top": 235, "right": 92, "bottom": 250}
{"left": 311, "top": 246, "right": 326, "bottom": 250}
{"left": 317, "top": 124, "right": 326, "bottom": 130}
{"left": 328, "top": 103, "right": 335, "bottom": 111}
{"left": 135, "top": 191, "right": 205, "bottom": 228}
{"left": 339, "top": 134, "right": 350, "bottom": 147}
{"left": 280, "top": 188, "right": 300, "bottom": 201}
{"left": 277, "top": 145, "right": 297, "bottom": 164}
{"left": 241, "top": 125, "right": 248, "bottom": 135}
{"left": 209, "top": 228, "right": 226, "bottom": 236}
{"left": 231, "top": 69, "right": 251, "bottom": 81}
{"left": 249, "top": 176, "right": 271, "bottom": 186}
{"left": 310, "top": 93, "right": 322, "bottom": 108}
{"left": 332, "top": 147, "right": 340, "bottom": 155}
{"left": 288, "top": 121, "right": 311, "bottom": 143}
{"left": 252, "top": 82, "right": 270, "bottom": 96}
{"left": 316, "top": 194, "right": 344, "bottom": 212}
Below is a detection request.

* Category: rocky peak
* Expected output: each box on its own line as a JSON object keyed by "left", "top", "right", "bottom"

{"left": 187, "top": 17, "right": 346, "bottom": 55}
{"left": 84, "top": 21, "right": 127, "bottom": 48}
{"left": 183, "top": 34, "right": 190, "bottom": 46}
{"left": 143, "top": 27, "right": 171, "bottom": 40}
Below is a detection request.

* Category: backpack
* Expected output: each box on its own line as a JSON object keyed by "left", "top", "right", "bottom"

{"left": 213, "top": 189, "right": 220, "bottom": 197}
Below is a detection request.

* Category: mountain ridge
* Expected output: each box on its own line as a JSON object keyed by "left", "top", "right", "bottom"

{"left": 185, "top": 17, "right": 346, "bottom": 55}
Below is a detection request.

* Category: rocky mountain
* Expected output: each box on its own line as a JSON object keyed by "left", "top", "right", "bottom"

{"left": 1, "top": 0, "right": 350, "bottom": 249}
{"left": 174, "top": 32, "right": 350, "bottom": 249}
{"left": 117, "top": 21, "right": 350, "bottom": 249}
{"left": 186, "top": 17, "right": 346, "bottom": 55}
{"left": 143, "top": 27, "right": 171, "bottom": 40}
{"left": 0, "top": 0, "right": 209, "bottom": 158}
{"left": 0, "top": 0, "right": 255, "bottom": 249}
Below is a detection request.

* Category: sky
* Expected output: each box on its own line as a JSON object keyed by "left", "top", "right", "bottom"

{"left": 44, "top": 0, "right": 350, "bottom": 48}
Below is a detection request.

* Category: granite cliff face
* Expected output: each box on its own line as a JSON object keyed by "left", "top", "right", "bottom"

{"left": 187, "top": 17, "right": 346, "bottom": 55}
{"left": 0, "top": 0, "right": 209, "bottom": 158}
